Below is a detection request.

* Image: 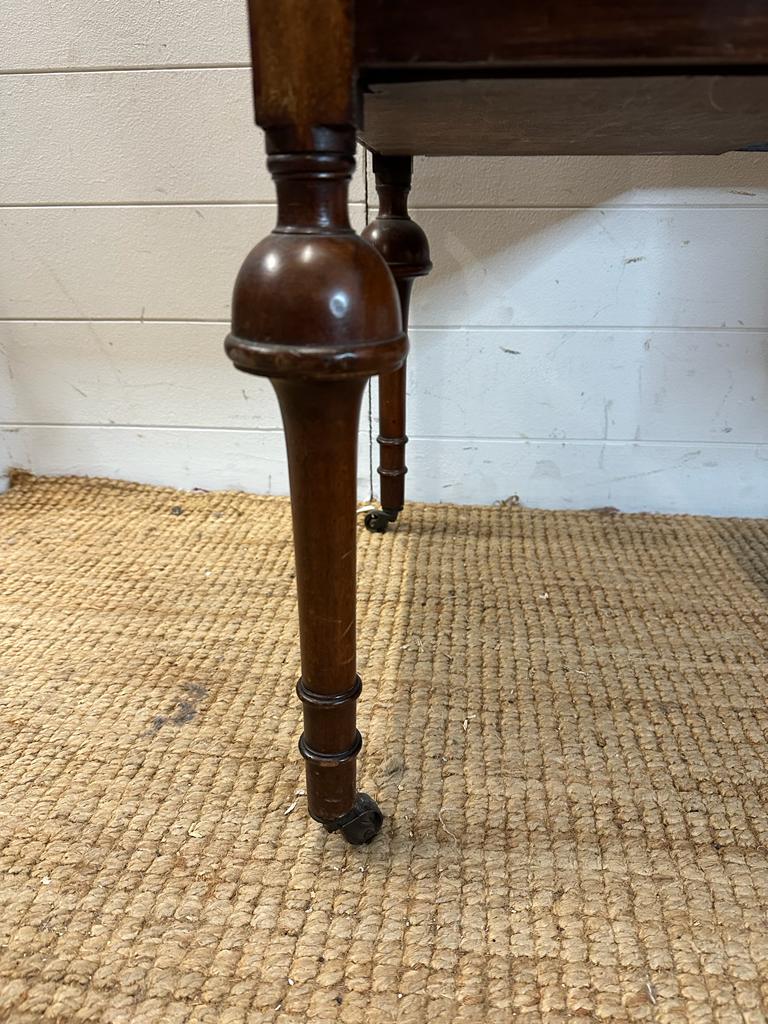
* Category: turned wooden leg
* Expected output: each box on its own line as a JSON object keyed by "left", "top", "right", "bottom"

{"left": 225, "top": 130, "right": 405, "bottom": 843}
{"left": 362, "top": 154, "right": 432, "bottom": 533}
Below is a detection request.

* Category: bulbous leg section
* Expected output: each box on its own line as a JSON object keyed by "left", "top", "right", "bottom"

{"left": 323, "top": 792, "right": 384, "bottom": 845}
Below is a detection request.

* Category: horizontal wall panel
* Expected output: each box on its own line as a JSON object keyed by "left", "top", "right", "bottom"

{"left": 409, "top": 207, "right": 768, "bottom": 329}
{"left": 386, "top": 328, "right": 768, "bottom": 445}
{"left": 0, "top": 322, "right": 279, "bottom": 428}
{"left": 1, "top": 70, "right": 261, "bottom": 204}
{"left": 1, "top": 206, "right": 765, "bottom": 325}
{"left": 0, "top": 205, "right": 365, "bottom": 319}
{"left": 402, "top": 153, "right": 768, "bottom": 208}
{"left": 0, "top": 1, "right": 249, "bottom": 71}
{"left": 402, "top": 438, "right": 768, "bottom": 517}
{"left": 4, "top": 323, "right": 765, "bottom": 447}
{"left": 0, "top": 426, "right": 373, "bottom": 498}
{"left": 0, "top": 70, "right": 366, "bottom": 205}
{"left": 2, "top": 428, "right": 763, "bottom": 517}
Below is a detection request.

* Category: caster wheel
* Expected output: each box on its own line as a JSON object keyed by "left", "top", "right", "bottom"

{"left": 324, "top": 793, "right": 383, "bottom": 845}
{"left": 364, "top": 508, "right": 398, "bottom": 533}
{"left": 364, "top": 510, "right": 390, "bottom": 533}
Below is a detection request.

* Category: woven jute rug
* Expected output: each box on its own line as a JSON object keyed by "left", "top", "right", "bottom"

{"left": 1, "top": 472, "right": 767, "bottom": 1024}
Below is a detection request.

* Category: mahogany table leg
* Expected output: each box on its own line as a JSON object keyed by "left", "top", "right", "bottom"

{"left": 362, "top": 154, "right": 432, "bottom": 533}
{"left": 225, "top": 129, "right": 405, "bottom": 843}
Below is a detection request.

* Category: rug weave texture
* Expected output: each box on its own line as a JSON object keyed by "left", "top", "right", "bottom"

{"left": 1, "top": 472, "right": 767, "bottom": 1024}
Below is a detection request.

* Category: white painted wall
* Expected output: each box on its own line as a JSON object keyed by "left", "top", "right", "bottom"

{"left": 2, "top": 1, "right": 768, "bottom": 515}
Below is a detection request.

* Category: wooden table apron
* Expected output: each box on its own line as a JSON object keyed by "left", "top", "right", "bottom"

{"left": 224, "top": 0, "right": 768, "bottom": 844}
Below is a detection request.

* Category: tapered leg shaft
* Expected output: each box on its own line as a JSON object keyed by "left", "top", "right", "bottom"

{"left": 363, "top": 154, "right": 432, "bottom": 532}
{"left": 273, "top": 377, "right": 368, "bottom": 827}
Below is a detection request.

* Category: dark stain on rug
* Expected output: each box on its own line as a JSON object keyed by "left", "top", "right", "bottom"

{"left": 150, "top": 681, "right": 208, "bottom": 733}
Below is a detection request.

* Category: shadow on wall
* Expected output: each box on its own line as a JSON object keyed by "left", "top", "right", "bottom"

{"left": 408, "top": 153, "right": 768, "bottom": 207}
{"left": 376, "top": 153, "right": 768, "bottom": 513}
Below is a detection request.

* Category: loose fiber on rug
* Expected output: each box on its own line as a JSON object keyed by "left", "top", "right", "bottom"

{"left": 1, "top": 472, "right": 768, "bottom": 1024}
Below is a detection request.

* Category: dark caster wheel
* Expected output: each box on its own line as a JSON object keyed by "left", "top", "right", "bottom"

{"left": 364, "top": 508, "right": 398, "bottom": 533}
{"left": 324, "top": 793, "right": 384, "bottom": 845}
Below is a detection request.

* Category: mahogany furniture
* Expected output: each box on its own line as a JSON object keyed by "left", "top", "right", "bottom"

{"left": 226, "top": 0, "right": 768, "bottom": 843}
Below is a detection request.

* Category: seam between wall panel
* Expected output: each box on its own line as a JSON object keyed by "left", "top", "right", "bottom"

{"left": 0, "top": 425, "right": 764, "bottom": 450}
{"left": 0, "top": 63, "right": 251, "bottom": 75}
{"left": 2, "top": 320, "right": 767, "bottom": 334}
{"left": 363, "top": 147, "right": 375, "bottom": 501}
